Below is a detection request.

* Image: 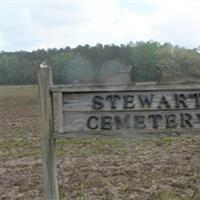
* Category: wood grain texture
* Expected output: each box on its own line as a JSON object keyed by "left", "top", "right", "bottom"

{"left": 51, "top": 82, "right": 200, "bottom": 92}
{"left": 57, "top": 92, "right": 64, "bottom": 133}
{"left": 52, "top": 83, "right": 200, "bottom": 138}
{"left": 55, "top": 128, "right": 199, "bottom": 139}
{"left": 63, "top": 90, "right": 200, "bottom": 112}
{"left": 37, "top": 65, "right": 59, "bottom": 200}
{"left": 62, "top": 110, "right": 200, "bottom": 132}
{"left": 37, "top": 68, "right": 200, "bottom": 199}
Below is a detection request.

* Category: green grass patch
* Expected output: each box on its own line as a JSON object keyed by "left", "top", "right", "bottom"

{"left": 0, "top": 137, "right": 40, "bottom": 159}
{"left": 56, "top": 138, "right": 127, "bottom": 157}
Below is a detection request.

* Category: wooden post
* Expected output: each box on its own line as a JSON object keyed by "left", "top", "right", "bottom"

{"left": 37, "top": 63, "right": 59, "bottom": 200}
{"left": 57, "top": 92, "right": 64, "bottom": 133}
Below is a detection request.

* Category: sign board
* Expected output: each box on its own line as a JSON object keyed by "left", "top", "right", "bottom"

{"left": 37, "top": 64, "right": 200, "bottom": 200}
{"left": 52, "top": 84, "right": 200, "bottom": 138}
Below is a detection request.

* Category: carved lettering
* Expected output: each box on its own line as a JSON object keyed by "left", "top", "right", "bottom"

{"left": 92, "top": 96, "right": 104, "bottom": 109}
{"left": 123, "top": 95, "right": 135, "bottom": 109}
{"left": 134, "top": 115, "right": 146, "bottom": 129}
{"left": 106, "top": 95, "right": 120, "bottom": 109}
{"left": 148, "top": 114, "right": 162, "bottom": 129}
{"left": 101, "top": 116, "right": 113, "bottom": 130}
{"left": 157, "top": 95, "right": 171, "bottom": 109}
{"left": 114, "top": 115, "right": 130, "bottom": 129}
{"left": 138, "top": 94, "right": 154, "bottom": 108}
{"left": 82, "top": 90, "right": 200, "bottom": 132}
{"left": 174, "top": 94, "right": 188, "bottom": 108}
{"left": 180, "top": 113, "right": 193, "bottom": 127}
{"left": 165, "top": 114, "right": 177, "bottom": 128}
{"left": 87, "top": 116, "right": 98, "bottom": 129}
{"left": 191, "top": 93, "right": 200, "bottom": 108}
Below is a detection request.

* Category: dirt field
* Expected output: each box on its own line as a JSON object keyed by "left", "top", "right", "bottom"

{"left": 1, "top": 86, "right": 200, "bottom": 200}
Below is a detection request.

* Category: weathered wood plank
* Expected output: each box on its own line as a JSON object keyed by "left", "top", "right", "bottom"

{"left": 57, "top": 92, "right": 64, "bottom": 133}
{"left": 63, "top": 90, "right": 200, "bottom": 112}
{"left": 37, "top": 64, "right": 59, "bottom": 200}
{"left": 61, "top": 110, "right": 200, "bottom": 134}
{"left": 55, "top": 128, "right": 199, "bottom": 139}
{"left": 51, "top": 82, "right": 200, "bottom": 92}
{"left": 53, "top": 84, "right": 200, "bottom": 137}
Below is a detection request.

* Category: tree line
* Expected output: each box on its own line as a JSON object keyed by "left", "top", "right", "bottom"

{"left": 0, "top": 41, "right": 200, "bottom": 85}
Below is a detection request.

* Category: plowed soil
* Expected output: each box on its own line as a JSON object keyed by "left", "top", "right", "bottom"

{"left": 0, "top": 86, "right": 200, "bottom": 200}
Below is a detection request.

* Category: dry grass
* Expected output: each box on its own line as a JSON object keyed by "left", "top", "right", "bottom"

{"left": 0, "top": 86, "right": 200, "bottom": 200}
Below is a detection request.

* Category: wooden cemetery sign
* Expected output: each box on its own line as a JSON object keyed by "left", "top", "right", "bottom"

{"left": 38, "top": 63, "right": 200, "bottom": 200}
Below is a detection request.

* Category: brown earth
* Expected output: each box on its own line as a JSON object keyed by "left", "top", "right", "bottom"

{"left": 0, "top": 86, "right": 200, "bottom": 200}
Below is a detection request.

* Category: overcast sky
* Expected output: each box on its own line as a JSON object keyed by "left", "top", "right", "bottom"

{"left": 1, "top": 0, "right": 200, "bottom": 51}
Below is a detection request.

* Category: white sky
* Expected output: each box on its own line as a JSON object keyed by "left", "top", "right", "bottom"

{"left": 1, "top": 0, "right": 200, "bottom": 51}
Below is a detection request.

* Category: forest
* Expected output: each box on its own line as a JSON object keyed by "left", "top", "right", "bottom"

{"left": 1, "top": 41, "right": 200, "bottom": 85}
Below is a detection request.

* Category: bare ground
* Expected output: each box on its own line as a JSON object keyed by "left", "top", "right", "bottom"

{"left": 0, "top": 86, "right": 200, "bottom": 200}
